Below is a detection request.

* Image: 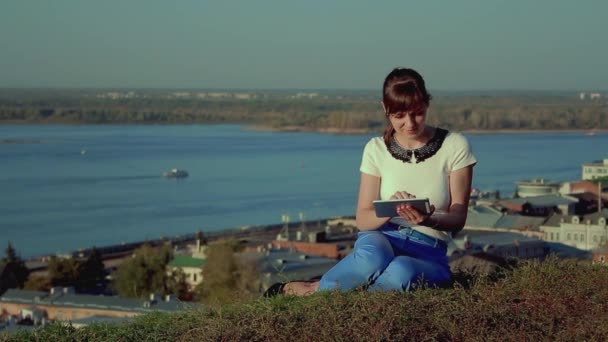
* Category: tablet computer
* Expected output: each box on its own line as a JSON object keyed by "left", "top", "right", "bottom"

{"left": 373, "top": 198, "right": 432, "bottom": 217}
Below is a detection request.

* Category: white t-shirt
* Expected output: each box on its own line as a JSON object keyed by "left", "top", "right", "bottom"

{"left": 359, "top": 129, "right": 477, "bottom": 241}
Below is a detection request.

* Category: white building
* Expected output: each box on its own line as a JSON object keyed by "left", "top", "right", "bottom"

{"left": 516, "top": 178, "right": 560, "bottom": 198}
{"left": 540, "top": 210, "right": 608, "bottom": 250}
{"left": 582, "top": 159, "right": 608, "bottom": 180}
{"left": 167, "top": 255, "right": 206, "bottom": 289}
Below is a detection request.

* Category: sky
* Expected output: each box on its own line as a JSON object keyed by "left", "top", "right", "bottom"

{"left": 1, "top": 0, "right": 606, "bottom": 90}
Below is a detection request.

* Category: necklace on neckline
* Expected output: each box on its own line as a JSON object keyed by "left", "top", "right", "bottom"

{"left": 388, "top": 128, "right": 448, "bottom": 164}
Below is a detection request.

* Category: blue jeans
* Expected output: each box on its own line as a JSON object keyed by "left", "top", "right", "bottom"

{"left": 318, "top": 222, "right": 451, "bottom": 291}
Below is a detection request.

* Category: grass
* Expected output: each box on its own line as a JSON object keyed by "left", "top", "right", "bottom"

{"left": 3, "top": 256, "right": 608, "bottom": 341}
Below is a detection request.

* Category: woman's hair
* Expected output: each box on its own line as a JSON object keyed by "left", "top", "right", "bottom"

{"left": 382, "top": 68, "right": 432, "bottom": 147}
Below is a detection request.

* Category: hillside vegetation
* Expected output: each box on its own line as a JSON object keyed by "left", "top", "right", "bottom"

{"left": 4, "top": 257, "right": 608, "bottom": 341}
{"left": 1, "top": 89, "right": 607, "bottom": 132}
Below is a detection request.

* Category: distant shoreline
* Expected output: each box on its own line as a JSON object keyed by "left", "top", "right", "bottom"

{"left": 244, "top": 124, "right": 607, "bottom": 135}
{"left": 2, "top": 121, "right": 606, "bottom": 136}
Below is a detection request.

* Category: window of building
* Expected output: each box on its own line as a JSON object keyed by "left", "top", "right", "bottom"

{"left": 550, "top": 232, "right": 554, "bottom": 241}
{"left": 581, "top": 234, "right": 585, "bottom": 241}
{"left": 567, "top": 233, "right": 571, "bottom": 240}
{"left": 556, "top": 233, "right": 560, "bottom": 240}
{"left": 594, "top": 235, "right": 598, "bottom": 242}
{"left": 574, "top": 234, "right": 578, "bottom": 241}
{"left": 193, "top": 273, "right": 197, "bottom": 282}
{"left": 601, "top": 256, "right": 606, "bottom": 264}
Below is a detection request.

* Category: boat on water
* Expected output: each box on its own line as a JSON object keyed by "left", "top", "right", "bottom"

{"left": 163, "top": 169, "right": 189, "bottom": 178}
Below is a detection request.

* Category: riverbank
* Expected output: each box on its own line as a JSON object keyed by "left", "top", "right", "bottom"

{"left": 245, "top": 124, "right": 608, "bottom": 135}
{"left": 244, "top": 124, "right": 372, "bottom": 134}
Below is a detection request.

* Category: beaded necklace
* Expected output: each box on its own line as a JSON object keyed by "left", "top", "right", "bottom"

{"left": 388, "top": 128, "right": 448, "bottom": 164}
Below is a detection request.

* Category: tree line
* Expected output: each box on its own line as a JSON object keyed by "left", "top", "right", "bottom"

{"left": 1, "top": 92, "right": 606, "bottom": 131}
{"left": 1, "top": 238, "right": 259, "bottom": 306}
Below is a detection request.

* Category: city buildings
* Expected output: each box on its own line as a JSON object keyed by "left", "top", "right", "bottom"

{"left": 0, "top": 287, "right": 191, "bottom": 329}
{"left": 540, "top": 209, "right": 608, "bottom": 250}
{"left": 582, "top": 159, "right": 608, "bottom": 180}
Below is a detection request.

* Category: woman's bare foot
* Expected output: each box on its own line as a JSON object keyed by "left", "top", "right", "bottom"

{"left": 283, "top": 280, "right": 320, "bottom": 296}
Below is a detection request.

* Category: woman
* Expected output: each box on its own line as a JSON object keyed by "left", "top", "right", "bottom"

{"left": 265, "top": 67, "right": 476, "bottom": 296}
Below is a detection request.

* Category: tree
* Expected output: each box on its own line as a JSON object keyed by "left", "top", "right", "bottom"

{"left": 24, "top": 275, "right": 52, "bottom": 291}
{"left": 0, "top": 242, "right": 29, "bottom": 291}
{"left": 76, "top": 247, "right": 106, "bottom": 291}
{"left": 111, "top": 244, "right": 173, "bottom": 298}
{"left": 196, "top": 230, "right": 208, "bottom": 246}
{"left": 48, "top": 257, "right": 80, "bottom": 287}
{"left": 3, "top": 242, "right": 18, "bottom": 264}
{"left": 166, "top": 268, "right": 190, "bottom": 301}
{"left": 195, "top": 240, "right": 259, "bottom": 305}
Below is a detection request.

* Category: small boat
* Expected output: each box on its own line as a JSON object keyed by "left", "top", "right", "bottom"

{"left": 585, "top": 131, "right": 597, "bottom": 136}
{"left": 163, "top": 169, "right": 189, "bottom": 178}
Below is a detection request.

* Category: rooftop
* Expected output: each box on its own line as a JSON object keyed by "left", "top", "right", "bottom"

{"left": 543, "top": 209, "right": 608, "bottom": 227}
{"left": 516, "top": 178, "right": 559, "bottom": 186}
{"left": 168, "top": 255, "right": 206, "bottom": 268}
{"left": 583, "top": 159, "right": 608, "bottom": 166}
{"left": 456, "top": 230, "right": 542, "bottom": 247}
{"left": 500, "top": 194, "right": 578, "bottom": 206}
{"left": 0, "top": 289, "right": 195, "bottom": 313}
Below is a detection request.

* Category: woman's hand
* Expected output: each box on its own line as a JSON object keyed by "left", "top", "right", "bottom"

{"left": 390, "top": 191, "right": 415, "bottom": 200}
{"left": 391, "top": 191, "right": 435, "bottom": 225}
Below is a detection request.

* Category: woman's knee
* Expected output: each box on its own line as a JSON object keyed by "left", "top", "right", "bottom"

{"left": 352, "top": 232, "right": 394, "bottom": 271}
{"left": 372, "top": 256, "right": 451, "bottom": 291}
{"left": 377, "top": 258, "right": 417, "bottom": 291}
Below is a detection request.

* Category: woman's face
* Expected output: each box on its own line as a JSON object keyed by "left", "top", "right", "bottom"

{"left": 386, "top": 105, "right": 428, "bottom": 139}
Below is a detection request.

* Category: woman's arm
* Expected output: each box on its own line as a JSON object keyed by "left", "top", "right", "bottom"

{"left": 396, "top": 165, "right": 474, "bottom": 233}
{"left": 355, "top": 173, "right": 390, "bottom": 231}
{"left": 423, "top": 165, "right": 474, "bottom": 233}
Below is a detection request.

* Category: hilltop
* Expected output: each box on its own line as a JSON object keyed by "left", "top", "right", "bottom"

{"left": 4, "top": 257, "right": 608, "bottom": 341}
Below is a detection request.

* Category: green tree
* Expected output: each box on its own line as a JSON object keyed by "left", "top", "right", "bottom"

{"left": 48, "top": 256, "right": 80, "bottom": 287}
{"left": 3, "top": 242, "right": 18, "bottom": 264}
{"left": 196, "top": 230, "right": 208, "bottom": 246}
{"left": 76, "top": 247, "right": 106, "bottom": 291}
{"left": 24, "top": 275, "right": 52, "bottom": 291}
{"left": 0, "top": 242, "right": 29, "bottom": 291}
{"left": 166, "top": 268, "right": 189, "bottom": 301}
{"left": 195, "top": 240, "right": 259, "bottom": 305}
{"left": 111, "top": 244, "right": 173, "bottom": 298}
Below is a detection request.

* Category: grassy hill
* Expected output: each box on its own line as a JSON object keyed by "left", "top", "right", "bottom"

{"left": 4, "top": 257, "right": 608, "bottom": 341}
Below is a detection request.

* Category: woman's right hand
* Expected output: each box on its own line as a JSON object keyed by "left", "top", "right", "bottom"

{"left": 390, "top": 191, "right": 416, "bottom": 200}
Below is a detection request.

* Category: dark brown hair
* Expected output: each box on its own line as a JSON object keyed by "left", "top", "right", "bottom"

{"left": 382, "top": 68, "right": 432, "bottom": 147}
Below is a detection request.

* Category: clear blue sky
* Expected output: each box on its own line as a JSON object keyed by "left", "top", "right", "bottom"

{"left": 1, "top": 0, "right": 606, "bottom": 90}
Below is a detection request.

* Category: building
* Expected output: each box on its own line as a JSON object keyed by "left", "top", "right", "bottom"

{"left": 497, "top": 195, "right": 579, "bottom": 216}
{"left": 253, "top": 249, "right": 337, "bottom": 290}
{"left": 516, "top": 178, "right": 560, "bottom": 198}
{"left": 540, "top": 209, "right": 608, "bottom": 250}
{"left": 582, "top": 159, "right": 608, "bottom": 180}
{"left": 464, "top": 204, "right": 547, "bottom": 239}
{"left": 167, "top": 255, "right": 206, "bottom": 289}
{"left": 271, "top": 240, "right": 342, "bottom": 259}
{"left": 449, "top": 230, "right": 548, "bottom": 261}
{"left": 0, "top": 287, "right": 190, "bottom": 323}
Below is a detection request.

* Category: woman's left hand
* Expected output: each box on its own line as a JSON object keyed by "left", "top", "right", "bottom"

{"left": 396, "top": 203, "right": 435, "bottom": 225}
